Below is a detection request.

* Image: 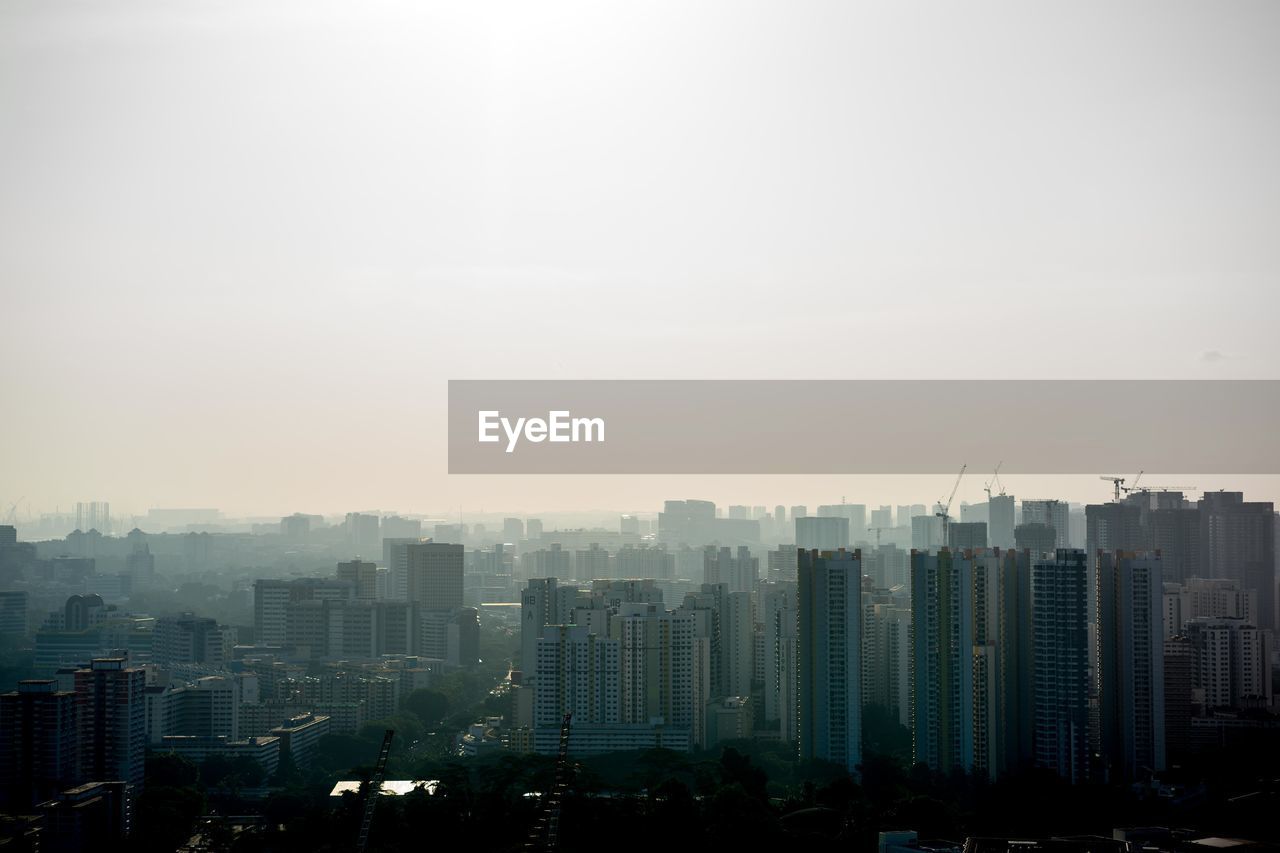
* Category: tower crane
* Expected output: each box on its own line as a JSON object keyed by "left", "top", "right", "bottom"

{"left": 1100, "top": 475, "right": 1126, "bottom": 502}
{"left": 935, "top": 464, "right": 966, "bottom": 545}
{"left": 356, "top": 729, "right": 395, "bottom": 853}
{"left": 983, "top": 463, "right": 1004, "bottom": 501}
{"left": 526, "top": 712, "right": 574, "bottom": 851}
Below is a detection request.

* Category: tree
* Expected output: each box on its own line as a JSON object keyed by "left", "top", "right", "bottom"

{"left": 403, "top": 688, "right": 451, "bottom": 725}
{"left": 146, "top": 752, "right": 199, "bottom": 788}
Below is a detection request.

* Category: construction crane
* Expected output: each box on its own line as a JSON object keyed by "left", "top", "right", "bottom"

{"left": 356, "top": 729, "right": 395, "bottom": 853}
{"left": 935, "top": 464, "right": 967, "bottom": 544}
{"left": 1127, "top": 484, "right": 1198, "bottom": 495}
{"left": 868, "top": 527, "right": 886, "bottom": 548}
{"left": 983, "top": 463, "right": 1004, "bottom": 501}
{"left": 1100, "top": 475, "right": 1127, "bottom": 502}
{"left": 526, "top": 712, "right": 573, "bottom": 851}
{"left": 4, "top": 496, "right": 22, "bottom": 525}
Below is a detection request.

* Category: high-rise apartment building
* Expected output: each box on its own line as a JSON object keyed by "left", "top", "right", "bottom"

{"left": 947, "top": 522, "right": 988, "bottom": 551}
{"left": 798, "top": 549, "right": 862, "bottom": 774}
{"left": 613, "top": 603, "right": 710, "bottom": 748}
{"left": 759, "top": 581, "right": 799, "bottom": 739}
{"left": 1096, "top": 552, "right": 1165, "bottom": 781}
{"left": 1198, "top": 492, "right": 1276, "bottom": 630}
{"left": 988, "top": 495, "right": 1016, "bottom": 551}
{"left": 910, "top": 549, "right": 980, "bottom": 776}
{"left": 1163, "top": 577, "right": 1257, "bottom": 638}
{"left": 1185, "top": 617, "right": 1273, "bottom": 709}
{"left": 75, "top": 501, "right": 111, "bottom": 534}
{"left": 1022, "top": 500, "right": 1070, "bottom": 550}
{"left": 0, "top": 679, "right": 79, "bottom": 808}
{"left": 703, "top": 545, "right": 758, "bottom": 594}
{"left": 74, "top": 658, "right": 146, "bottom": 790}
{"left": 1031, "top": 550, "right": 1090, "bottom": 784}
{"left": 796, "top": 516, "right": 849, "bottom": 552}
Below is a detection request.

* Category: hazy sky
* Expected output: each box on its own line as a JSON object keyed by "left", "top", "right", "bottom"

{"left": 3, "top": 1, "right": 1278, "bottom": 518}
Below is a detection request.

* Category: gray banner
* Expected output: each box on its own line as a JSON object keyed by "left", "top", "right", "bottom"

{"left": 448, "top": 380, "right": 1280, "bottom": 474}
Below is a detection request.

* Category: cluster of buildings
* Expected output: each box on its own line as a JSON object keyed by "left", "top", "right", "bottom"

{"left": 505, "top": 491, "right": 1276, "bottom": 788}
{"left": 0, "top": 486, "right": 1275, "bottom": 845}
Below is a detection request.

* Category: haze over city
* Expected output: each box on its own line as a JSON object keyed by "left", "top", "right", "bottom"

{"left": 2, "top": 1, "right": 1279, "bottom": 851}
{"left": 4, "top": 0, "right": 1280, "bottom": 515}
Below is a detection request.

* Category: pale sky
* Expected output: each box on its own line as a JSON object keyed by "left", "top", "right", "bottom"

{"left": 2, "top": 1, "right": 1278, "bottom": 518}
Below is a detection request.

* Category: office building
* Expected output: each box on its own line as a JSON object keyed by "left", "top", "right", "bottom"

{"left": 0, "top": 590, "right": 27, "bottom": 637}
{"left": 337, "top": 559, "right": 379, "bottom": 600}
{"left": 254, "top": 578, "right": 355, "bottom": 646}
{"left": 405, "top": 542, "right": 465, "bottom": 611}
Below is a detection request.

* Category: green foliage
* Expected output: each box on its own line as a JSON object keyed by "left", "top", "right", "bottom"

{"left": 402, "top": 688, "right": 450, "bottom": 724}
{"left": 146, "top": 751, "right": 199, "bottom": 788}
{"left": 201, "top": 753, "right": 265, "bottom": 789}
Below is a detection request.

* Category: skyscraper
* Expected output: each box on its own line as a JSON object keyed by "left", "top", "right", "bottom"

{"left": 1184, "top": 617, "right": 1273, "bottom": 709}
{"left": 947, "top": 522, "right": 988, "bottom": 551}
{"left": 1031, "top": 550, "right": 1090, "bottom": 784}
{"left": 0, "top": 679, "right": 79, "bottom": 808}
{"left": 1022, "top": 500, "right": 1069, "bottom": 550}
{"left": 1198, "top": 492, "right": 1276, "bottom": 630}
{"left": 1096, "top": 552, "right": 1165, "bottom": 781}
{"left": 1014, "top": 523, "right": 1057, "bottom": 559}
{"left": 910, "top": 549, "right": 977, "bottom": 775}
{"left": 995, "top": 549, "right": 1034, "bottom": 776}
{"left": 75, "top": 658, "right": 146, "bottom": 790}
{"left": 759, "top": 581, "right": 799, "bottom": 739}
{"left": 798, "top": 549, "right": 862, "bottom": 774}
{"left": 613, "top": 603, "right": 710, "bottom": 748}
{"left": 703, "top": 545, "right": 758, "bottom": 594}
{"left": 75, "top": 501, "right": 111, "bottom": 534}
{"left": 796, "top": 516, "right": 849, "bottom": 552}
{"left": 382, "top": 537, "right": 426, "bottom": 602}
{"left": 988, "top": 495, "right": 1016, "bottom": 551}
